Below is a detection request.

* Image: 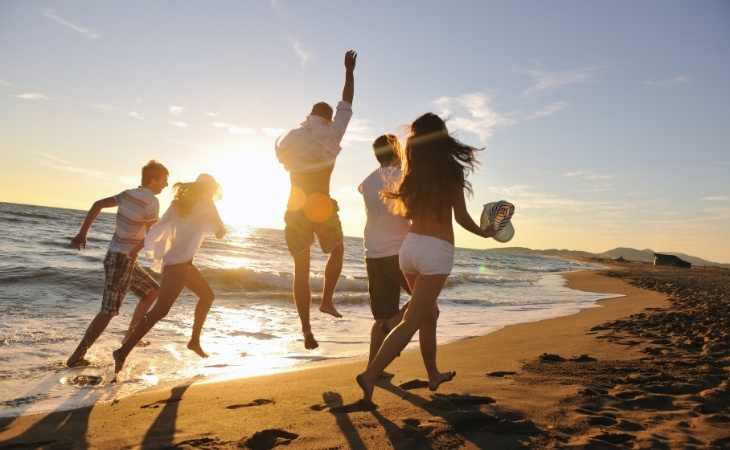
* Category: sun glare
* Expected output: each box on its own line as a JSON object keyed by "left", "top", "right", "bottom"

{"left": 211, "top": 150, "right": 289, "bottom": 229}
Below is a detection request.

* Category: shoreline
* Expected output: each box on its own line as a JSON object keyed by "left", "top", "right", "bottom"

{"left": 1, "top": 265, "right": 728, "bottom": 448}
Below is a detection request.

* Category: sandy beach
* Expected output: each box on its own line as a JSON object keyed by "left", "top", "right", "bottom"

{"left": 1, "top": 264, "right": 728, "bottom": 449}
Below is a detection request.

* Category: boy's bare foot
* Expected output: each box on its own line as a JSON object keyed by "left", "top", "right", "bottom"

{"left": 66, "top": 356, "right": 90, "bottom": 368}
{"left": 356, "top": 373, "right": 375, "bottom": 404}
{"left": 112, "top": 349, "right": 126, "bottom": 374}
{"left": 428, "top": 371, "right": 456, "bottom": 391}
{"left": 378, "top": 371, "right": 395, "bottom": 379}
{"left": 304, "top": 333, "right": 319, "bottom": 350}
{"left": 187, "top": 341, "right": 209, "bottom": 358}
{"left": 319, "top": 304, "right": 342, "bottom": 318}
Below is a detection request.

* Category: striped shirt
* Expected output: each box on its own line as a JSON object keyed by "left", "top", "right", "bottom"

{"left": 108, "top": 187, "right": 160, "bottom": 254}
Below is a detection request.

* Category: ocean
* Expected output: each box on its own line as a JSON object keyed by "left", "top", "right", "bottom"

{"left": 0, "top": 201, "right": 614, "bottom": 418}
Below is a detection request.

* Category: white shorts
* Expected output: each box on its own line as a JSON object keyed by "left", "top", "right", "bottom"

{"left": 399, "top": 233, "right": 454, "bottom": 276}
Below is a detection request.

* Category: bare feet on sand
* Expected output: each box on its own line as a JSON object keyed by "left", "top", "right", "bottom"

{"left": 66, "top": 356, "right": 91, "bottom": 368}
{"left": 112, "top": 349, "right": 126, "bottom": 374}
{"left": 304, "top": 333, "right": 319, "bottom": 350}
{"left": 429, "top": 371, "right": 456, "bottom": 391}
{"left": 356, "top": 373, "right": 375, "bottom": 404}
{"left": 187, "top": 341, "right": 209, "bottom": 358}
{"left": 319, "top": 304, "right": 342, "bottom": 318}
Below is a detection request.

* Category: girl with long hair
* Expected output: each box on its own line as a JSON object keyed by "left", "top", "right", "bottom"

{"left": 113, "top": 174, "right": 227, "bottom": 375}
{"left": 357, "top": 113, "right": 496, "bottom": 403}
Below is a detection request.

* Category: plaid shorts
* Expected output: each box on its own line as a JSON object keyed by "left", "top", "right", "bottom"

{"left": 284, "top": 197, "right": 344, "bottom": 256}
{"left": 102, "top": 251, "right": 159, "bottom": 316}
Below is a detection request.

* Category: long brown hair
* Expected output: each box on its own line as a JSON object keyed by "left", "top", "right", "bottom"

{"left": 384, "top": 113, "right": 480, "bottom": 220}
{"left": 171, "top": 174, "right": 221, "bottom": 217}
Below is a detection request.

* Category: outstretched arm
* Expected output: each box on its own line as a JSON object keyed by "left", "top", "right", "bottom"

{"left": 342, "top": 50, "right": 357, "bottom": 104}
{"left": 452, "top": 187, "right": 496, "bottom": 238}
{"left": 71, "top": 196, "right": 118, "bottom": 250}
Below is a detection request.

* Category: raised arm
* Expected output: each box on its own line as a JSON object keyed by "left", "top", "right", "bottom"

{"left": 452, "top": 187, "right": 496, "bottom": 239}
{"left": 71, "top": 196, "right": 118, "bottom": 250}
{"left": 342, "top": 50, "right": 357, "bottom": 104}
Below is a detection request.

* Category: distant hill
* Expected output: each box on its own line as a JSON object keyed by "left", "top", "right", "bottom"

{"left": 487, "top": 246, "right": 730, "bottom": 269}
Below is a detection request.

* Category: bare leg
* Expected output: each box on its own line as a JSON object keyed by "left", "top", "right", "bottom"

{"left": 184, "top": 265, "right": 214, "bottom": 358}
{"left": 320, "top": 241, "right": 343, "bottom": 318}
{"left": 419, "top": 303, "right": 455, "bottom": 390}
{"left": 357, "top": 274, "right": 448, "bottom": 403}
{"left": 67, "top": 311, "right": 114, "bottom": 367}
{"left": 122, "top": 289, "right": 158, "bottom": 348}
{"left": 113, "top": 263, "right": 190, "bottom": 374}
{"left": 292, "top": 249, "right": 318, "bottom": 349}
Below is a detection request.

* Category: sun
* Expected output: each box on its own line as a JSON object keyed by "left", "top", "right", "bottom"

{"left": 211, "top": 150, "right": 289, "bottom": 229}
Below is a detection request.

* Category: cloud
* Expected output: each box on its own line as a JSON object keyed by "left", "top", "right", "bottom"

{"left": 80, "top": 101, "right": 121, "bottom": 111}
{"left": 701, "top": 196, "right": 730, "bottom": 202}
{"left": 169, "top": 106, "right": 185, "bottom": 115}
{"left": 38, "top": 152, "right": 69, "bottom": 164}
{"left": 291, "top": 40, "right": 312, "bottom": 67}
{"left": 14, "top": 93, "right": 51, "bottom": 100}
{"left": 212, "top": 122, "right": 254, "bottom": 135}
{"left": 341, "top": 119, "right": 374, "bottom": 143}
{"left": 0, "top": 78, "right": 16, "bottom": 87}
{"left": 204, "top": 110, "right": 219, "bottom": 117}
{"left": 44, "top": 9, "right": 100, "bottom": 39}
{"left": 644, "top": 76, "right": 690, "bottom": 88}
{"left": 129, "top": 111, "right": 144, "bottom": 120}
{"left": 566, "top": 169, "right": 615, "bottom": 180}
{"left": 433, "top": 92, "right": 516, "bottom": 142}
{"left": 522, "top": 64, "right": 606, "bottom": 96}
{"left": 263, "top": 127, "right": 285, "bottom": 137}
{"left": 528, "top": 101, "right": 570, "bottom": 119}
{"left": 169, "top": 121, "right": 189, "bottom": 128}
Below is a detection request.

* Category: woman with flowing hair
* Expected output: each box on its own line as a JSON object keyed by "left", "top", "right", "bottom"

{"left": 113, "top": 174, "right": 227, "bottom": 376}
{"left": 356, "top": 113, "right": 497, "bottom": 404}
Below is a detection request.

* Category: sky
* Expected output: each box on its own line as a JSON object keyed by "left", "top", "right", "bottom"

{"left": 1, "top": 1, "right": 729, "bottom": 264}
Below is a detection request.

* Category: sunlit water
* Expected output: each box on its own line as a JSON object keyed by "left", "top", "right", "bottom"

{"left": 0, "top": 202, "right": 614, "bottom": 418}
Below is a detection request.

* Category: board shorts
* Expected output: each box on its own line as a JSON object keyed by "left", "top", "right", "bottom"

{"left": 399, "top": 233, "right": 455, "bottom": 276}
{"left": 284, "top": 198, "right": 344, "bottom": 256}
{"left": 365, "top": 255, "right": 412, "bottom": 320}
{"left": 102, "top": 251, "right": 159, "bottom": 316}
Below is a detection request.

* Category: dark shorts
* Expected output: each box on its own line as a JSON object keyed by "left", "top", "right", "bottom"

{"left": 365, "top": 255, "right": 412, "bottom": 320}
{"left": 284, "top": 197, "right": 344, "bottom": 256}
{"left": 102, "top": 251, "right": 159, "bottom": 316}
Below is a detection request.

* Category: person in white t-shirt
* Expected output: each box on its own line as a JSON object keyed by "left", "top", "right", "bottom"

{"left": 274, "top": 50, "right": 357, "bottom": 350}
{"left": 113, "top": 174, "right": 226, "bottom": 375}
{"left": 66, "top": 160, "right": 169, "bottom": 367}
{"left": 358, "top": 135, "right": 412, "bottom": 375}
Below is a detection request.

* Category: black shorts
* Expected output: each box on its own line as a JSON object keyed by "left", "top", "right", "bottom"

{"left": 365, "top": 255, "right": 412, "bottom": 320}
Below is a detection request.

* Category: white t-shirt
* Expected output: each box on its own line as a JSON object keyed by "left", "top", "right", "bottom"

{"left": 108, "top": 187, "right": 159, "bottom": 255}
{"left": 358, "top": 167, "right": 410, "bottom": 258}
{"left": 275, "top": 101, "right": 353, "bottom": 173}
{"left": 144, "top": 197, "right": 219, "bottom": 272}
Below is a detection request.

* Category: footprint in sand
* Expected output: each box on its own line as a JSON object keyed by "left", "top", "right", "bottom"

{"left": 398, "top": 379, "right": 429, "bottom": 390}
{"left": 486, "top": 371, "right": 516, "bottom": 377}
{"left": 239, "top": 429, "right": 298, "bottom": 449}
{"left": 140, "top": 398, "right": 181, "bottom": 409}
{"left": 227, "top": 399, "right": 274, "bottom": 409}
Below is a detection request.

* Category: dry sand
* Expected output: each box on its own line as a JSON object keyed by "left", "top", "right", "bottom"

{"left": 1, "top": 264, "right": 728, "bottom": 449}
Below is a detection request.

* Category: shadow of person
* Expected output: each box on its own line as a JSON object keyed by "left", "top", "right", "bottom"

{"left": 376, "top": 381, "right": 538, "bottom": 448}
{"left": 321, "top": 391, "right": 368, "bottom": 450}
{"left": 0, "top": 388, "right": 103, "bottom": 449}
{"left": 140, "top": 383, "right": 192, "bottom": 449}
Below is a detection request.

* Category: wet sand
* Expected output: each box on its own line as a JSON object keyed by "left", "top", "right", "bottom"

{"left": 1, "top": 264, "right": 728, "bottom": 449}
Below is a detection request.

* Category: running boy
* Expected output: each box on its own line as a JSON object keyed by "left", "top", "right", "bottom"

{"left": 66, "top": 160, "right": 169, "bottom": 367}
